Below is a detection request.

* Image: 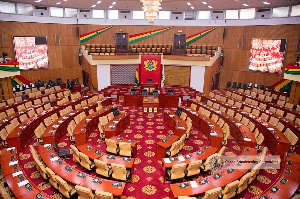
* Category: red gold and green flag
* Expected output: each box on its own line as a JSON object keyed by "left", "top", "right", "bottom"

{"left": 285, "top": 64, "right": 300, "bottom": 75}
{"left": 0, "top": 61, "right": 20, "bottom": 72}
{"left": 186, "top": 27, "right": 218, "bottom": 46}
{"left": 129, "top": 26, "right": 174, "bottom": 44}
{"left": 135, "top": 65, "right": 139, "bottom": 87}
{"left": 80, "top": 26, "right": 113, "bottom": 44}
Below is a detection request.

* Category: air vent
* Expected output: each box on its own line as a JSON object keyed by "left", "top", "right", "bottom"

{"left": 172, "top": 11, "right": 182, "bottom": 15}
{"left": 212, "top": 11, "right": 223, "bottom": 14}
{"left": 257, "top": 8, "right": 271, "bottom": 12}
{"left": 80, "top": 9, "right": 90, "bottom": 13}
{"left": 120, "top": 10, "right": 130, "bottom": 13}
{"left": 35, "top": 6, "right": 47, "bottom": 10}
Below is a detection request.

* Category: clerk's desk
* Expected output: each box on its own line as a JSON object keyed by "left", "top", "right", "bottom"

{"left": 39, "top": 145, "right": 126, "bottom": 198}
{"left": 170, "top": 147, "right": 257, "bottom": 198}
{"left": 124, "top": 93, "right": 179, "bottom": 108}
{"left": 1, "top": 148, "right": 52, "bottom": 199}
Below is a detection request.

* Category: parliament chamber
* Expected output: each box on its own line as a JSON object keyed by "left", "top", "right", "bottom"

{"left": 0, "top": 0, "right": 300, "bottom": 198}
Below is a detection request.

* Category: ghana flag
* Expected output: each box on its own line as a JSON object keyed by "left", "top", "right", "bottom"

{"left": 135, "top": 65, "right": 139, "bottom": 87}
{"left": 129, "top": 26, "right": 174, "bottom": 44}
{"left": 186, "top": 27, "right": 218, "bottom": 46}
{"left": 0, "top": 61, "right": 20, "bottom": 72}
{"left": 285, "top": 64, "right": 300, "bottom": 75}
{"left": 80, "top": 26, "right": 113, "bottom": 44}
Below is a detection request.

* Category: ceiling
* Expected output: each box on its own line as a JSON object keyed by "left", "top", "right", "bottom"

{"left": 4, "top": 0, "right": 300, "bottom": 11}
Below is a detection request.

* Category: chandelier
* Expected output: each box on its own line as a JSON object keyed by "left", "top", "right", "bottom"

{"left": 140, "top": 0, "right": 162, "bottom": 23}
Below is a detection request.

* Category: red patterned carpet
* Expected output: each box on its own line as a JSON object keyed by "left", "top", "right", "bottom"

{"left": 1, "top": 86, "right": 298, "bottom": 199}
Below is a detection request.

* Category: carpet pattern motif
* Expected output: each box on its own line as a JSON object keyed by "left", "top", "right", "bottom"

{"left": 0, "top": 85, "right": 296, "bottom": 199}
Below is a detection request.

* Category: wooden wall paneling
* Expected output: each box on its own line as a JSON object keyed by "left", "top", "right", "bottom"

{"left": 203, "top": 67, "right": 211, "bottom": 94}
{"left": 164, "top": 65, "right": 191, "bottom": 86}
{"left": 222, "top": 49, "right": 249, "bottom": 71}
{"left": 223, "top": 26, "right": 244, "bottom": 49}
{"left": 219, "top": 69, "right": 233, "bottom": 89}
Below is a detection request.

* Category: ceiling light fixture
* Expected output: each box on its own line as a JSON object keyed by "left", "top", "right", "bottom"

{"left": 191, "top": 6, "right": 194, "bottom": 9}
{"left": 56, "top": 2, "right": 61, "bottom": 4}
{"left": 97, "top": 1, "right": 102, "bottom": 4}
{"left": 187, "top": 2, "right": 191, "bottom": 5}
{"left": 263, "top": 2, "right": 270, "bottom": 5}
{"left": 208, "top": 6, "right": 213, "bottom": 8}
{"left": 91, "top": 5, "right": 96, "bottom": 7}
{"left": 109, "top": 6, "right": 113, "bottom": 8}
{"left": 112, "top": 2, "right": 116, "bottom": 5}
{"left": 140, "top": 0, "right": 162, "bottom": 23}
{"left": 243, "top": 4, "right": 249, "bottom": 6}
{"left": 202, "top": 2, "right": 207, "bottom": 4}
{"left": 35, "top": 0, "right": 42, "bottom": 2}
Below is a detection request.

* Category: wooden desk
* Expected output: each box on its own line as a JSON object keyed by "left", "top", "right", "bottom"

{"left": 162, "top": 146, "right": 218, "bottom": 183}
{"left": 124, "top": 94, "right": 143, "bottom": 107}
{"left": 164, "top": 111, "right": 187, "bottom": 138}
{"left": 72, "top": 85, "right": 81, "bottom": 93}
{"left": 267, "top": 102, "right": 300, "bottom": 118}
{"left": 74, "top": 106, "right": 113, "bottom": 146}
{"left": 143, "top": 95, "right": 159, "bottom": 113}
{"left": 38, "top": 145, "right": 126, "bottom": 198}
{"left": 57, "top": 93, "right": 96, "bottom": 110}
{"left": 6, "top": 107, "right": 60, "bottom": 151}
{"left": 104, "top": 113, "right": 130, "bottom": 139}
{"left": 182, "top": 108, "right": 223, "bottom": 149}
{"left": 170, "top": 147, "right": 257, "bottom": 198}
{"left": 158, "top": 95, "right": 179, "bottom": 108}
{"left": 141, "top": 83, "right": 158, "bottom": 92}
{"left": 109, "top": 136, "right": 137, "bottom": 158}
{"left": 187, "top": 99, "right": 256, "bottom": 148}
{"left": 77, "top": 143, "right": 135, "bottom": 182}
{"left": 156, "top": 134, "right": 179, "bottom": 160}
{"left": 1, "top": 148, "right": 52, "bottom": 199}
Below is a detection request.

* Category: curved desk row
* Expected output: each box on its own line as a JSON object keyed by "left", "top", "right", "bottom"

{"left": 7, "top": 107, "right": 60, "bottom": 151}
{"left": 0, "top": 89, "right": 66, "bottom": 114}
{"left": 77, "top": 143, "right": 135, "bottom": 182}
{"left": 74, "top": 106, "right": 114, "bottom": 146}
{"left": 170, "top": 147, "right": 257, "bottom": 198}
{"left": 38, "top": 145, "right": 126, "bottom": 197}
{"left": 156, "top": 111, "right": 187, "bottom": 160}
{"left": 200, "top": 97, "right": 291, "bottom": 157}
{"left": 187, "top": 99, "right": 256, "bottom": 149}
{"left": 1, "top": 148, "right": 52, "bottom": 199}
{"left": 182, "top": 108, "right": 223, "bottom": 149}
{"left": 221, "top": 94, "right": 300, "bottom": 145}
{"left": 252, "top": 153, "right": 300, "bottom": 199}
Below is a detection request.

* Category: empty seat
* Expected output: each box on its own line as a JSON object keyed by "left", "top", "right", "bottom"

{"left": 95, "top": 159, "right": 112, "bottom": 178}
{"left": 186, "top": 160, "right": 202, "bottom": 177}
{"left": 111, "top": 163, "right": 130, "bottom": 181}
{"left": 284, "top": 128, "right": 299, "bottom": 152}
{"left": 105, "top": 139, "right": 119, "bottom": 154}
{"left": 75, "top": 185, "right": 95, "bottom": 199}
{"left": 221, "top": 180, "right": 239, "bottom": 199}
{"left": 202, "top": 187, "right": 222, "bottom": 199}
{"left": 119, "top": 142, "right": 133, "bottom": 157}
{"left": 55, "top": 175, "right": 76, "bottom": 198}
{"left": 45, "top": 167, "right": 59, "bottom": 189}
{"left": 256, "top": 133, "right": 264, "bottom": 149}
{"left": 95, "top": 190, "right": 113, "bottom": 199}
{"left": 78, "top": 152, "right": 95, "bottom": 170}
{"left": 237, "top": 173, "right": 251, "bottom": 194}
{"left": 166, "top": 163, "right": 187, "bottom": 180}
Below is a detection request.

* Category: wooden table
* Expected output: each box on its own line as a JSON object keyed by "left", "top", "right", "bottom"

{"left": 164, "top": 111, "right": 187, "bottom": 138}
{"left": 161, "top": 146, "right": 218, "bottom": 183}
{"left": 156, "top": 134, "right": 179, "bottom": 160}
{"left": 143, "top": 95, "right": 159, "bottom": 114}
{"left": 38, "top": 145, "right": 126, "bottom": 198}
{"left": 1, "top": 148, "right": 52, "bottom": 199}
{"left": 182, "top": 108, "right": 223, "bottom": 149}
{"left": 104, "top": 113, "right": 130, "bottom": 139}
{"left": 124, "top": 93, "right": 179, "bottom": 108}
{"left": 74, "top": 106, "right": 113, "bottom": 146}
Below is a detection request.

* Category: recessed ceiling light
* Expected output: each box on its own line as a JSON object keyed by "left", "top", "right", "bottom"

{"left": 208, "top": 6, "right": 213, "bottom": 8}
{"left": 91, "top": 5, "right": 96, "bottom": 7}
{"left": 63, "top": 0, "right": 67, "bottom": 1}
{"left": 187, "top": 2, "right": 191, "bottom": 5}
{"left": 109, "top": 6, "right": 113, "bottom": 8}
{"left": 191, "top": 6, "right": 194, "bottom": 9}
{"left": 97, "top": 1, "right": 101, "bottom": 4}
{"left": 35, "top": 0, "right": 42, "bottom": 2}
{"left": 159, "top": 7, "right": 162, "bottom": 9}
{"left": 243, "top": 4, "right": 249, "bottom": 6}
{"left": 112, "top": 2, "right": 116, "bottom": 5}
{"left": 202, "top": 2, "right": 207, "bottom": 4}
{"left": 56, "top": 2, "right": 61, "bottom": 4}
{"left": 263, "top": 2, "right": 270, "bottom": 4}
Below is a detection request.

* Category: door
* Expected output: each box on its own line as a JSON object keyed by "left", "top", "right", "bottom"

{"left": 212, "top": 72, "right": 220, "bottom": 90}
{"left": 173, "top": 34, "right": 186, "bottom": 51}
{"left": 116, "top": 33, "right": 128, "bottom": 50}
{"left": 82, "top": 70, "right": 89, "bottom": 88}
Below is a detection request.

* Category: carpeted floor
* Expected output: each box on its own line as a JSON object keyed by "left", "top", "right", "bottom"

{"left": 1, "top": 86, "right": 295, "bottom": 199}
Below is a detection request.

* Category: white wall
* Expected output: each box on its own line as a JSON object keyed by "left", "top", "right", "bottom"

{"left": 190, "top": 66, "right": 205, "bottom": 92}
{"left": 97, "top": 64, "right": 111, "bottom": 91}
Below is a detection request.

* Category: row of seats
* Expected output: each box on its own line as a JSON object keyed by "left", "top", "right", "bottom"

{"left": 186, "top": 48, "right": 216, "bottom": 56}
{"left": 131, "top": 47, "right": 171, "bottom": 54}
{"left": 211, "top": 91, "right": 299, "bottom": 152}
{"left": 0, "top": 170, "right": 17, "bottom": 198}
{"left": 226, "top": 81, "right": 270, "bottom": 91}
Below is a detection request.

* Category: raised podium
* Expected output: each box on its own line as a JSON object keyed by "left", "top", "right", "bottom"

{"left": 141, "top": 83, "right": 158, "bottom": 93}
{"left": 143, "top": 95, "right": 159, "bottom": 114}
